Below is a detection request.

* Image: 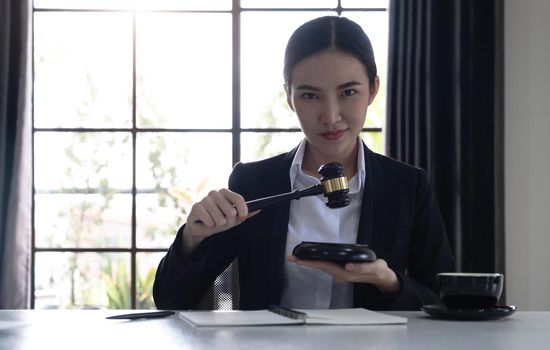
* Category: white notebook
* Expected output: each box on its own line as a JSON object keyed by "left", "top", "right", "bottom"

{"left": 178, "top": 308, "right": 407, "bottom": 327}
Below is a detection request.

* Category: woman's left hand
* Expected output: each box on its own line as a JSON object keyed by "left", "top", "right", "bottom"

{"left": 287, "top": 255, "right": 401, "bottom": 293}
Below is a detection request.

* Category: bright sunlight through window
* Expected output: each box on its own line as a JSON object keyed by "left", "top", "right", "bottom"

{"left": 32, "top": 0, "right": 389, "bottom": 309}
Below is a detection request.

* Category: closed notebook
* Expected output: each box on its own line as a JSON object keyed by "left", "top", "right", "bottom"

{"left": 178, "top": 308, "right": 407, "bottom": 327}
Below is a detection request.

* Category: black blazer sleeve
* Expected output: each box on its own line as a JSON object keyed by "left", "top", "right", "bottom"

{"left": 152, "top": 224, "right": 240, "bottom": 310}
{"left": 391, "top": 169, "right": 454, "bottom": 309}
{"left": 153, "top": 167, "right": 249, "bottom": 310}
{"left": 354, "top": 164, "right": 454, "bottom": 310}
{"left": 152, "top": 163, "right": 256, "bottom": 310}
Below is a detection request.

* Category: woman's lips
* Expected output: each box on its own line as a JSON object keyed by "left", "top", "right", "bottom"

{"left": 320, "top": 129, "right": 346, "bottom": 140}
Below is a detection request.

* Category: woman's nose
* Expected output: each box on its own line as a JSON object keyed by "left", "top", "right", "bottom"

{"left": 319, "top": 98, "right": 341, "bottom": 125}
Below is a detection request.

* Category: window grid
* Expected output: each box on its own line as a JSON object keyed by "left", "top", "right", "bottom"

{"left": 31, "top": 0, "right": 387, "bottom": 309}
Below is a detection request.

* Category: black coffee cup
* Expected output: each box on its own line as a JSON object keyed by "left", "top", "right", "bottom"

{"left": 437, "top": 273, "right": 504, "bottom": 310}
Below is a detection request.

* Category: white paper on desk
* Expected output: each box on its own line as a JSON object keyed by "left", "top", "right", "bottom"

{"left": 179, "top": 310, "right": 302, "bottom": 327}
{"left": 0, "top": 320, "right": 29, "bottom": 330}
{"left": 178, "top": 308, "right": 406, "bottom": 327}
{"left": 297, "top": 308, "right": 406, "bottom": 325}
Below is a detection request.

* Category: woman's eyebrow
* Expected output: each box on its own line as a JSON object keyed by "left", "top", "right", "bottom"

{"left": 295, "top": 81, "right": 362, "bottom": 91}
{"left": 337, "top": 81, "right": 362, "bottom": 89}
{"left": 296, "top": 84, "right": 320, "bottom": 91}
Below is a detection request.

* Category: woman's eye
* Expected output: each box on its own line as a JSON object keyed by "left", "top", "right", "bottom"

{"left": 341, "top": 89, "right": 356, "bottom": 97}
{"left": 301, "top": 92, "right": 317, "bottom": 100}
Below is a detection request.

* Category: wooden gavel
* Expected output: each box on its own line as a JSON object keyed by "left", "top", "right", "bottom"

{"left": 245, "top": 162, "right": 351, "bottom": 211}
{"left": 194, "top": 162, "right": 351, "bottom": 225}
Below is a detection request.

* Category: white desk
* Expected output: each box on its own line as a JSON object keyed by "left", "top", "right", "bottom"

{"left": 1, "top": 310, "right": 549, "bottom": 349}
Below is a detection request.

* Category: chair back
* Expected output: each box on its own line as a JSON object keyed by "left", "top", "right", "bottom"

{"left": 194, "top": 259, "right": 240, "bottom": 310}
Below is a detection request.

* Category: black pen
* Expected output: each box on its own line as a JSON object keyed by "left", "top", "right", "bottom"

{"left": 106, "top": 310, "right": 175, "bottom": 320}
{"left": 268, "top": 305, "right": 307, "bottom": 320}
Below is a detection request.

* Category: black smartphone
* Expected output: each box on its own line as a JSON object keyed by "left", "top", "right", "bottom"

{"left": 292, "top": 241, "right": 376, "bottom": 264}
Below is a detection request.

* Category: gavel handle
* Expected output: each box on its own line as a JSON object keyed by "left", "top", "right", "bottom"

{"left": 193, "top": 184, "right": 323, "bottom": 224}
{"left": 246, "top": 184, "right": 323, "bottom": 212}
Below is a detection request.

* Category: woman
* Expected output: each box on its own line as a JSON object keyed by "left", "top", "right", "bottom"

{"left": 153, "top": 16, "right": 454, "bottom": 311}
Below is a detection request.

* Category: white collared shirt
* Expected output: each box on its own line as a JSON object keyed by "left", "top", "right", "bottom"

{"left": 280, "top": 138, "right": 365, "bottom": 309}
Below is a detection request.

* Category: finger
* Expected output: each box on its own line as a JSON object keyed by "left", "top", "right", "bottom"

{"left": 294, "top": 259, "right": 376, "bottom": 284}
{"left": 189, "top": 203, "right": 216, "bottom": 228}
{"left": 220, "top": 189, "right": 249, "bottom": 219}
{"left": 287, "top": 255, "right": 298, "bottom": 263}
{"left": 201, "top": 192, "right": 232, "bottom": 226}
{"left": 209, "top": 190, "right": 240, "bottom": 223}
{"left": 293, "top": 258, "right": 344, "bottom": 273}
{"left": 245, "top": 209, "right": 261, "bottom": 220}
{"left": 345, "top": 259, "right": 386, "bottom": 275}
{"left": 296, "top": 259, "right": 350, "bottom": 283}
{"left": 345, "top": 262, "right": 375, "bottom": 274}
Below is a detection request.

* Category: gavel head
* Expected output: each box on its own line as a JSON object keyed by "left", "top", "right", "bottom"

{"left": 318, "top": 162, "right": 351, "bottom": 208}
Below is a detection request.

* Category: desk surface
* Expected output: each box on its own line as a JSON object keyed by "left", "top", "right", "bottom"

{"left": 1, "top": 310, "right": 549, "bottom": 349}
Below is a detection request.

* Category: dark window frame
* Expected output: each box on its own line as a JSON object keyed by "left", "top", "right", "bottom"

{"left": 31, "top": 0, "right": 387, "bottom": 309}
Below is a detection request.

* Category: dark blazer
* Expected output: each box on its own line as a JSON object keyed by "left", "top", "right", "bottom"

{"left": 153, "top": 143, "right": 454, "bottom": 311}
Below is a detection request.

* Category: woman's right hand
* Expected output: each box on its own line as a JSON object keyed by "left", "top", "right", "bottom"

{"left": 182, "top": 188, "right": 257, "bottom": 256}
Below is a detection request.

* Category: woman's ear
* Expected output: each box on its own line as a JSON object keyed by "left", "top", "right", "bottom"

{"left": 368, "top": 76, "right": 380, "bottom": 105}
{"left": 284, "top": 84, "right": 295, "bottom": 112}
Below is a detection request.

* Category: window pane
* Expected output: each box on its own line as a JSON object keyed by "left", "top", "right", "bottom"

{"left": 136, "top": 193, "right": 182, "bottom": 249}
{"left": 34, "top": 0, "right": 132, "bottom": 9}
{"left": 35, "top": 194, "right": 131, "bottom": 248}
{"left": 241, "top": 11, "right": 330, "bottom": 128}
{"left": 344, "top": 11, "right": 389, "bottom": 129}
{"left": 34, "top": 132, "right": 132, "bottom": 192}
{"left": 240, "top": 132, "right": 303, "bottom": 162}
{"left": 135, "top": 0, "right": 231, "bottom": 10}
{"left": 35, "top": 252, "right": 130, "bottom": 309}
{"left": 341, "top": 0, "right": 389, "bottom": 8}
{"left": 136, "top": 252, "right": 165, "bottom": 309}
{"left": 34, "top": 13, "right": 132, "bottom": 128}
{"left": 361, "top": 132, "right": 384, "bottom": 154}
{"left": 31, "top": 5, "right": 389, "bottom": 310}
{"left": 136, "top": 132, "right": 232, "bottom": 248}
{"left": 241, "top": 0, "right": 336, "bottom": 8}
{"left": 136, "top": 13, "right": 232, "bottom": 129}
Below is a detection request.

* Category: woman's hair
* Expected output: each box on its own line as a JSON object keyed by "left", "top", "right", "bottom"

{"left": 283, "top": 16, "right": 377, "bottom": 89}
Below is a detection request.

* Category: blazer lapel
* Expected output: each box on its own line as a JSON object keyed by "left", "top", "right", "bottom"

{"left": 357, "top": 144, "right": 402, "bottom": 259}
{"left": 259, "top": 148, "right": 297, "bottom": 305}
{"left": 356, "top": 144, "right": 374, "bottom": 245}
{"left": 354, "top": 144, "right": 402, "bottom": 307}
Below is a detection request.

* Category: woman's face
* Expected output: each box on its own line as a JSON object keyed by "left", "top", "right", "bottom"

{"left": 286, "top": 49, "right": 379, "bottom": 164}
